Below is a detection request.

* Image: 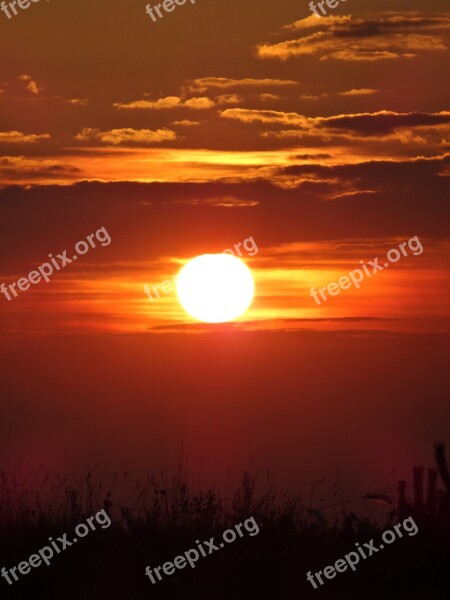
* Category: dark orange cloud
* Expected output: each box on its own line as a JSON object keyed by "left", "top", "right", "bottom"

{"left": 257, "top": 12, "right": 450, "bottom": 61}
{"left": 74, "top": 127, "right": 178, "bottom": 145}
{"left": 0, "top": 131, "right": 50, "bottom": 143}
{"left": 187, "top": 77, "right": 298, "bottom": 92}
{"left": 113, "top": 96, "right": 215, "bottom": 110}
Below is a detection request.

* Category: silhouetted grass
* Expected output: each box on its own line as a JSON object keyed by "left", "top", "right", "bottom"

{"left": 1, "top": 447, "right": 449, "bottom": 599}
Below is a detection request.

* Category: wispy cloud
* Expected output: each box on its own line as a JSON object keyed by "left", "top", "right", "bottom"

{"left": 66, "top": 98, "right": 89, "bottom": 106}
{"left": 173, "top": 196, "right": 259, "bottom": 207}
{"left": 171, "top": 120, "right": 201, "bottom": 127}
{"left": 188, "top": 77, "right": 298, "bottom": 92}
{"left": 222, "top": 108, "right": 450, "bottom": 145}
{"left": 0, "top": 156, "right": 82, "bottom": 185}
{"left": 75, "top": 127, "right": 177, "bottom": 145}
{"left": 17, "top": 74, "right": 43, "bottom": 95}
{"left": 257, "top": 12, "right": 450, "bottom": 61}
{"left": 113, "top": 96, "right": 215, "bottom": 110}
{"left": 337, "top": 89, "right": 379, "bottom": 96}
{"left": 0, "top": 131, "right": 50, "bottom": 143}
{"left": 215, "top": 94, "right": 243, "bottom": 105}
{"left": 183, "top": 97, "right": 215, "bottom": 109}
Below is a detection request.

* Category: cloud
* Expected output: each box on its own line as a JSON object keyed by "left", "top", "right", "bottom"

{"left": 0, "top": 156, "right": 82, "bottom": 186}
{"left": 331, "top": 189, "right": 378, "bottom": 200}
{"left": 75, "top": 127, "right": 177, "bottom": 145}
{"left": 113, "top": 96, "right": 214, "bottom": 110}
{"left": 173, "top": 196, "right": 259, "bottom": 207}
{"left": 321, "top": 110, "right": 450, "bottom": 135}
{"left": 1, "top": 167, "right": 448, "bottom": 262}
{"left": 257, "top": 12, "right": 450, "bottom": 61}
{"left": 183, "top": 96, "right": 215, "bottom": 109}
{"left": 278, "top": 153, "right": 450, "bottom": 194}
{"left": 0, "top": 131, "right": 50, "bottom": 143}
{"left": 114, "top": 96, "right": 182, "bottom": 110}
{"left": 261, "top": 130, "right": 307, "bottom": 139}
{"left": 188, "top": 77, "right": 298, "bottom": 92}
{"left": 215, "top": 94, "right": 243, "bottom": 104}
{"left": 290, "top": 153, "right": 332, "bottom": 160}
{"left": 221, "top": 108, "right": 307, "bottom": 126}
{"left": 0, "top": 77, "right": 88, "bottom": 107}
{"left": 337, "top": 89, "right": 379, "bottom": 96}
{"left": 300, "top": 93, "right": 328, "bottom": 100}
{"left": 171, "top": 120, "right": 201, "bottom": 127}
{"left": 17, "top": 74, "right": 43, "bottom": 95}
{"left": 258, "top": 93, "right": 282, "bottom": 101}
{"left": 221, "top": 108, "right": 450, "bottom": 143}
{"left": 284, "top": 14, "right": 352, "bottom": 32}
{"left": 66, "top": 98, "right": 89, "bottom": 106}
{"left": 303, "top": 89, "right": 380, "bottom": 100}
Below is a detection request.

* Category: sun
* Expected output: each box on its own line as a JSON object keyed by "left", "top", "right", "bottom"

{"left": 176, "top": 254, "right": 255, "bottom": 323}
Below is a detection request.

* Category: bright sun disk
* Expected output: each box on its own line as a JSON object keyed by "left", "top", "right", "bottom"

{"left": 176, "top": 254, "right": 255, "bottom": 323}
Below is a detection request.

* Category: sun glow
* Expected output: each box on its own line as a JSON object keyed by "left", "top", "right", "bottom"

{"left": 176, "top": 254, "right": 255, "bottom": 323}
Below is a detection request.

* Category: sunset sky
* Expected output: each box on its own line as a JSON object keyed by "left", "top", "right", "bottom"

{"left": 0, "top": 0, "right": 449, "bottom": 501}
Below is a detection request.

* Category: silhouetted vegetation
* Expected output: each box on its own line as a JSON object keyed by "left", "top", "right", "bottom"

{"left": 1, "top": 444, "right": 449, "bottom": 599}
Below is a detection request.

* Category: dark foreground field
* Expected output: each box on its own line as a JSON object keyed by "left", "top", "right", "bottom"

{"left": 1, "top": 446, "right": 449, "bottom": 600}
